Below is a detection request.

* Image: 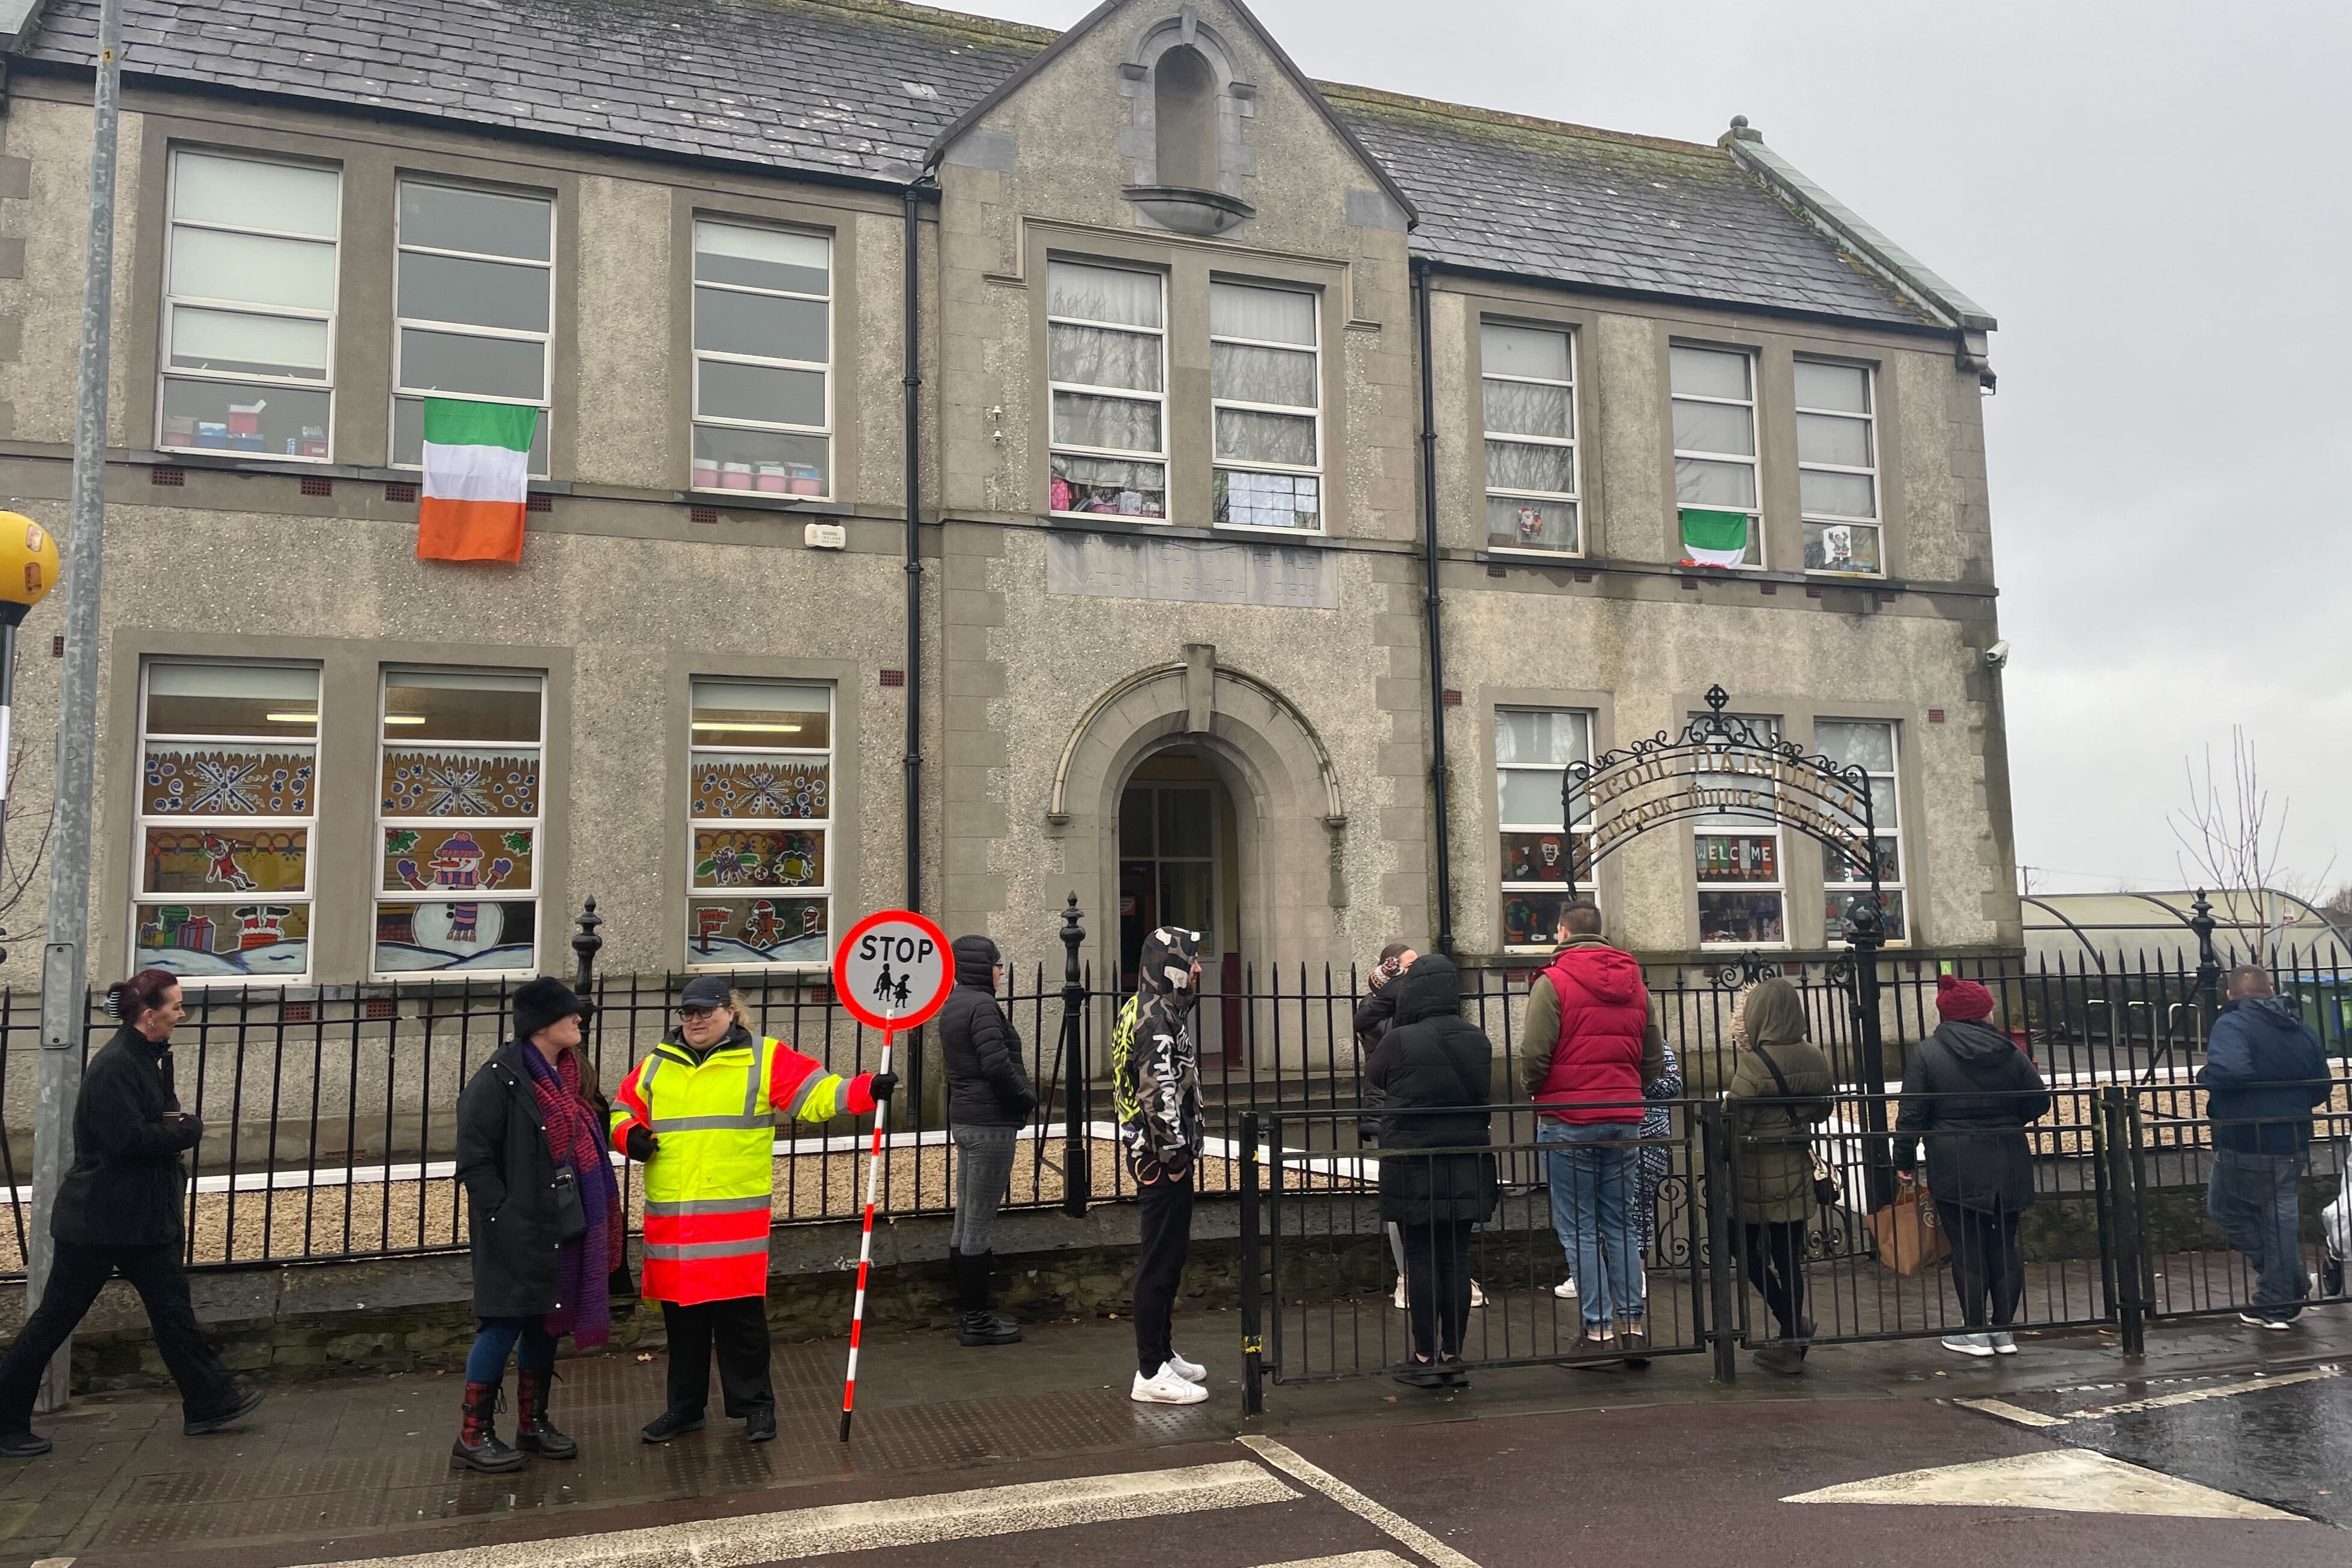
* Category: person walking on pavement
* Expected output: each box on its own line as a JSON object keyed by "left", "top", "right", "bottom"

{"left": 1895, "top": 974, "right": 2052, "bottom": 1359}
{"left": 940, "top": 933, "right": 1035, "bottom": 1348}
{"left": 1116, "top": 926, "right": 1211, "bottom": 1405}
{"left": 1522, "top": 902, "right": 1667, "bottom": 1360}
{"left": 1366, "top": 954, "right": 1498, "bottom": 1388}
{"left": 611, "top": 975, "right": 893, "bottom": 1442}
{"left": 450, "top": 977, "right": 627, "bottom": 1471}
{"left": 2199, "top": 963, "right": 2331, "bottom": 1330}
{"left": 1724, "top": 977, "right": 1834, "bottom": 1377}
{"left": 0, "top": 971, "right": 262, "bottom": 1457}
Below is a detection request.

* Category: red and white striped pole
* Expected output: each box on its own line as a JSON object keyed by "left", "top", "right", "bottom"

{"left": 839, "top": 1021, "right": 893, "bottom": 1442}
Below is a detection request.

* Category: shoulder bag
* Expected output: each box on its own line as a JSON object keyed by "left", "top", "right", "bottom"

{"left": 1755, "top": 1046, "right": 1840, "bottom": 1210}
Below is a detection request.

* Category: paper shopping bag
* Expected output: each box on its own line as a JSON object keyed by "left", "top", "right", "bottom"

{"left": 1867, "top": 1187, "right": 1949, "bottom": 1276}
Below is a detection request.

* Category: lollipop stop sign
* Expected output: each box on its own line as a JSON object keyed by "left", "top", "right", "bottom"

{"left": 833, "top": 910, "right": 952, "bottom": 1030}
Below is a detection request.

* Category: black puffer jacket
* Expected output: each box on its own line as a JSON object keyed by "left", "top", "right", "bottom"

{"left": 1365, "top": 956, "right": 1498, "bottom": 1225}
{"left": 456, "top": 1039, "right": 609, "bottom": 1317}
{"left": 940, "top": 935, "right": 1036, "bottom": 1129}
{"left": 1894, "top": 1019, "right": 2052, "bottom": 1213}
{"left": 52, "top": 1025, "right": 204, "bottom": 1248}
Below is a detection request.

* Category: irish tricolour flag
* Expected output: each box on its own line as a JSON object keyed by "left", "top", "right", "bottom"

{"left": 1679, "top": 507, "right": 1751, "bottom": 568}
{"left": 416, "top": 398, "right": 539, "bottom": 563}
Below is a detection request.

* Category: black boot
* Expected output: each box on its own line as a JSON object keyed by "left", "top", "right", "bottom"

{"left": 513, "top": 1367, "right": 577, "bottom": 1459}
{"left": 957, "top": 1249, "right": 1021, "bottom": 1346}
{"left": 450, "top": 1380, "right": 527, "bottom": 1472}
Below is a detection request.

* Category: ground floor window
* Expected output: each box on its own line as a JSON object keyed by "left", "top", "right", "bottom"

{"left": 1818, "top": 719, "right": 1906, "bottom": 942}
{"left": 686, "top": 679, "right": 833, "bottom": 968}
{"left": 1694, "top": 712, "right": 1786, "bottom": 947}
{"left": 1495, "top": 708, "right": 1596, "bottom": 951}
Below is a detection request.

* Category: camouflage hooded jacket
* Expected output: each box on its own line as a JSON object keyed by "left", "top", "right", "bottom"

{"left": 1112, "top": 926, "right": 1203, "bottom": 1170}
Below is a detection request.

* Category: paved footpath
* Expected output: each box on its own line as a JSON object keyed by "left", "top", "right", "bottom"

{"left": 4, "top": 1303, "right": 2347, "bottom": 1567}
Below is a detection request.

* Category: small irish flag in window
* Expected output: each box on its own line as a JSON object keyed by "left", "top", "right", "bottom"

{"left": 1679, "top": 507, "right": 1750, "bottom": 568}
{"left": 417, "top": 398, "right": 539, "bottom": 564}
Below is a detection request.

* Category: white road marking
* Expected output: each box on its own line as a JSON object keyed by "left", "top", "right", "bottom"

{"left": 1260, "top": 1555, "right": 1413, "bottom": 1568}
{"left": 1953, "top": 1398, "right": 2070, "bottom": 1429}
{"left": 2057, "top": 1363, "right": 2341, "bottom": 1421}
{"left": 1783, "top": 1449, "right": 2302, "bottom": 1520}
{"left": 1239, "top": 1435, "right": 1484, "bottom": 1568}
{"left": 286, "top": 1460, "right": 1297, "bottom": 1568}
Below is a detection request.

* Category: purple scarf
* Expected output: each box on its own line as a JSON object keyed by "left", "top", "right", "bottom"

{"left": 522, "top": 1042, "right": 622, "bottom": 1348}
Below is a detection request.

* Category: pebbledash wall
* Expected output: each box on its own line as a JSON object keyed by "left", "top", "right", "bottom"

{"left": 0, "top": 0, "right": 2021, "bottom": 1013}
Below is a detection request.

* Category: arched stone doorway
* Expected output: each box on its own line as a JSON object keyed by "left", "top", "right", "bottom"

{"left": 1046, "top": 644, "right": 1346, "bottom": 1000}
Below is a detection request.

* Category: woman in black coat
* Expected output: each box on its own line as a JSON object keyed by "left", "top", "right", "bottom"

{"left": 0, "top": 971, "right": 262, "bottom": 1457}
{"left": 1895, "top": 975, "right": 2052, "bottom": 1357}
{"left": 451, "top": 977, "right": 623, "bottom": 1470}
{"left": 937, "top": 934, "right": 1036, "bottom": 1347}
{"left": 1364, "top": 954, "right": 1496, "bottom": 1388}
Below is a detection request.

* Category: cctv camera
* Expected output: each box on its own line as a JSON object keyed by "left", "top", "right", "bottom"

{"left": 1984, "top": 640, "right": 2011, "bottom": 669}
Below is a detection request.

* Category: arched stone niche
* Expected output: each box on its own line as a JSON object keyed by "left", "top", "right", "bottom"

{"left": 1047, "top": 647, "right": 1344, "bottom": 968}
{"left": 1116, "top": 7, "right": 1259, "bottom": 237}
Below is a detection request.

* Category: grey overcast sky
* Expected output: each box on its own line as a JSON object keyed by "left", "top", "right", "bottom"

{"left": 977, "top": 0, "right": 2352, "bottom": 898}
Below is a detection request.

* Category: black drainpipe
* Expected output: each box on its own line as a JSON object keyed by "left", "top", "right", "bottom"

{"left": 1412, "top": 258, "right": 1455, "bottom": 956}
{"left": 902, "top": 177, "right": 930, "bottom": 912}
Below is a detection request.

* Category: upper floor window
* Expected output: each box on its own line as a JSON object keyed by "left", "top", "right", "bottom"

{"left": 1818, "top": 720, "right": 1906, "bottom": 942}
{"left": 375, "top": 669, "right": 543, "bottom": 978}
{"left": 392, "top": 181, "right": 553, "bottom": 477}
{"left": 1496, "top": 708, "right": 1595, "bottom": 951}
{"left": 1797, "top": 360, "right": 1881, "bottom": 576}
{"left": 159, "top": 150, "right": 339, "bottom": 462}
{"left": 1693, "top": 711, "right": 1785, "bottom": 947}
{"left": 686, "top": 679, "right": 834, "bottom": 969}
{"left": 1210, "top": 280, "right": 1321, "bottom": 531}
{"left": 691, "top": 222, "right": 832, "bottom": 498}
{"left": 1048, "top": 261, "right": 1167, "bottom": 519}
{"left": 1482, "top": 323, "right": 1578, "bottom": 553}
{"left": 1672, "top": 345, "right": 1761, "bottom": 568}
{"left": 133, "top": 660, "right": 321, "bottom": 983}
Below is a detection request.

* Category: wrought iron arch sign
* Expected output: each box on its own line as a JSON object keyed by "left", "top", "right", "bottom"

{"left": 1562, "top": 685, "right": 1886, "bottom": 933}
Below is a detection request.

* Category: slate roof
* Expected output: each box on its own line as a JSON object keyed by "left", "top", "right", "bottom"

{"left": 16, "top": 0, "right": 1943, "bottom": 328}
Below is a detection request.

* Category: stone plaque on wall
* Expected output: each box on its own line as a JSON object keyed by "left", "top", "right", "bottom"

{"left": 1045, "top": 532, "right": 1339, "bottom": 610}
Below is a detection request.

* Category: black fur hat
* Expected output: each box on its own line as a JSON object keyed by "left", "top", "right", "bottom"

{"left": 513, "top": 975, "right": 587, "bottom": 1041}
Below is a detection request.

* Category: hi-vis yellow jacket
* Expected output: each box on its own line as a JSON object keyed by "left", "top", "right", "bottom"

{"left": 609, "top": 1025, "right": 875, "bottom": 1305}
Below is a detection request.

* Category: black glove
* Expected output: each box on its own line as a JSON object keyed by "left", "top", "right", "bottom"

{"left": 869, "top": 1072, "right": 898, "bottom": 1105}
{"left": 625, "top": 1124, "right": 658, "bottom": 1161}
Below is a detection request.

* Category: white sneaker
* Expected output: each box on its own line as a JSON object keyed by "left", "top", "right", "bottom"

{"left": 1942, "top": 1333, "right": 1997, "bottom": 1358}
{"left": 1469, "top": 1280, "right": 1487, "bottom": 1309}
{"left": 1393, "top": 1279, "right": 1406, "bottom": 1310}
{"left": 1989, "top": 1331, "right": 2018, "bottom": 1356}
{"left": 1132, "top": 1363, "right": 1209, "bottom": 1405}
{"left": 1553, "top": 1277, "right": 1579, "bottom": 1299}
{"left": 1167, "top": 1349, "right": 1208, "bottom": 1384}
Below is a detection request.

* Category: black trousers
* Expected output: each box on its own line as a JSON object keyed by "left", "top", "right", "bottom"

{"left": 660, "top": 1297, "right": 773, "bottom": 1419}
{"left": 1132, "top": 1169, "right": 1196, "bottom": 1378}
{"left": 1741, "top": 1220, "right": 1807, "bottom": 1339}
{"left": 0, "top": 1239, "right": 239, "bottom": 1431}
{"left": 1936, "top": 1201, "right": 2025, "bottom": 1328}
{"left": 1399, "top": 1219, "right": 1474, "bottom": 1360}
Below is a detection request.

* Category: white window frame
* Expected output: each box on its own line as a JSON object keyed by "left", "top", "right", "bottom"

{"left": 1693, "top": 712, "right": 1788, "bottom": 950}
{"left": 1481, "top": 322, "right": 1580, "bottom": 557}
{"left": 1671, "top": 343, "right": 1762, "bottom": 570}
{"left": 370, "top": 668, "right": 546, "bottom": 982}
{"left": 1496, "top": 707, "right": 1598, "bottom": 954}
{"left": 1209, "top": 278, "right": 1323, "bottom": 534}
{"left": 130, "top": 659, "right": 322, "bottom": 987}
{"left": 391, "top": 178, "right": 555, "bottom": 478}
{"left": 1796, "top": 358, "right": 1882, "bottom": 578}
{"left": 689, "top": 220, "right": 833, "bottom": 500}
{"left": 158, "top": 148, "right": 342, "bottom": 462}
{"left": 1047, "top": 259, "right": 1168, "bottom": 520}
{"left": 1819, "top": 719, "right": 1907, "bottom": 946}
{"left": 685, "top": 679, "right": 836, "bottom": 972}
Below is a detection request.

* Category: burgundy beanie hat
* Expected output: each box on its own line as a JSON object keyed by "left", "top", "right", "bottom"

{"left": 1935, "top": 972, "right": 1996, "bottom": 1022}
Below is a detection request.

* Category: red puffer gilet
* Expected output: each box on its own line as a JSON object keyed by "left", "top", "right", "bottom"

{"left": 1533, "top": 944, "right": 1651, "bottom": 1124}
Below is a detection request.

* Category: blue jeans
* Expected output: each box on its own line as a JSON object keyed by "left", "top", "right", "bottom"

{"left": 2208, "top": 1147, "right": 2308, "bottom": 1310}
{"left": 1540, "top": 1119, "right": 1644, "bottom": 1328}
{"left": 465, "top": 1315, "right": 558, "bottom": 1383}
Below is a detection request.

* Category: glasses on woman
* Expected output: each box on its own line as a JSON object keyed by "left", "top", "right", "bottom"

{"left": 679, "top": 1004, "right": 720, "bottom": 1021}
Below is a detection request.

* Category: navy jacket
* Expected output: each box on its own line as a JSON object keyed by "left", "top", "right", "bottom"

{"left": 2198, "top": 997, "right": 2331, "bottom": 1155}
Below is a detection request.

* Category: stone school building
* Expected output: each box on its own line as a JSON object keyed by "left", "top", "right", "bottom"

{"left": 0, "top": 0, "right": 2021, "bottom": 997}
